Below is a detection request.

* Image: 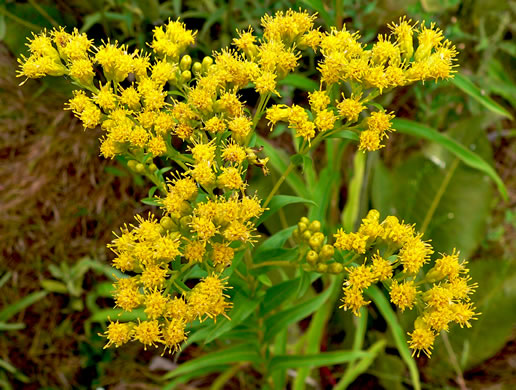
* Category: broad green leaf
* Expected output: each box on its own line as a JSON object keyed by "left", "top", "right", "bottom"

{"left": 162, "top": 343, "right": 261, "bottom": 379}
{"left": 256, "top": 195, "right": 316, "bottom": 226}
{"left": 264, "top": 284, "right": 333, "bottom": 341}
{"left": 373, "top": 118, "right": 494, "bottom": 257}
{"left": 393, "top": 118, "right": 507, "bottom": 200}
{"left": 279, "top": 74, "right": 318, "bottom": 92}
{"left": 366, "top": 286, "right": 421, "bottom": 390}
{"left": 0, "top": 291, "right": 47, "bottom": 322}
{"left": 451, "top": 73, "right": 513, "bottom": 120}
{"left": 270, "top": 350, "right": 368, "bottom": 371}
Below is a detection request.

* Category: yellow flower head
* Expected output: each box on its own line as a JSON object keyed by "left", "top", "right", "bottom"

{"left": 390, "top": 280, "right": 417, "bottom": 312}
{"left": 187, "top": 275, "right": 232, "bottom": 322}
{"left": 340, "top": 286, "right": 369, "bottom": 316}
{"left": 114, "top": 277, "right": 142, "bottom": 311}
{"left": 133, "top": 320, "right": 162, "bottom": 350}
{"left": 408, "top": 324, "right": 435, "bottom": 357}
{"left": 337, "top": 94, "right": 365, "bottom": 123}
{"left": 140, "top": 265, "right": 168, "bottom": 290}
{"left": 103, "top": 320, "right": 133, "bottom": 349}
{"left": 162, "top": 319, "right": 188, "bottom": 353}
{"left": 151, "top": 18, "right": 197, "bottom": 60}
{"left": 144, "top": 289, "right": 169, "bottom": 319}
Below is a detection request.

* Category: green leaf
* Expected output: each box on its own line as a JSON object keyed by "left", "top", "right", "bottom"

{"left": 451, "top": 73, "right": 513, "bottom": 120}
{"left": 260, "top": 277, "right": 304, "bottom": 315}
{"left": 270, "top": 350, "right": 368, "bottom": 371}
{"left": 88, "top": 308, "right": 146, "bottom": 323}
{"left": 0, "top": 322, "right": 25, "bottom": 331}
{"left": 326, "top": 130, "right": 360, "bottom": 141}
{"left": 393, "top": 118, "right": 507, "bottom": 200}
{"left": 0, "top": 291, "right": 47, "bottom": 322}
{"left": 279, "top": 74, "right": 318, "bottom": 92}
{"left": 366, "top": 286, "right": 421, "bottom": 390}
{"left": 264, "top": 285, "right": 333, "bottom": 341}
{"left": 257, "top": 195, "right": 316, "bottom": 225}
{"left": 204, "top": 291, "right": 261, "bottom": 343}
{"left": 40, "top": 279, "right": 68, "bottom": 294}
{"left": 373, "top": 118, "right": 494, "bottom": 257}
{"left": 162, "top": 343, "right": 261, "bottom": 379}
{"left": 140, "top": 197, "right": 161, "bottom": 206}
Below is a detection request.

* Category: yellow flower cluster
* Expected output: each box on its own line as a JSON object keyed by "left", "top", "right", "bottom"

{"left": 265, "top": 16, "right": 457, "bottom": 151}
{"left": 18, "top": 10, "right": 466, "bottom": 358}
{"left": 103, "top": 210, "right": 240, "bottom": 353}
{"left": 331, "top": 210, "right": 478, "bottom": 357}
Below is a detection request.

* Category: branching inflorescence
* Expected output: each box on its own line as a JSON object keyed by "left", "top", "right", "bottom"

{"left": 18, "top": 8, "right": 473, "bottom": 358}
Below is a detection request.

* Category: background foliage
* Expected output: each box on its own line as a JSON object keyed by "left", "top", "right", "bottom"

{"left": 0, "top": 0, "right": 515, "bottom": 389}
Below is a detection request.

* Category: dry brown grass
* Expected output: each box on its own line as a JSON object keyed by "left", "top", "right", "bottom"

{"left": 0, "top": 44, "right": 150, "bottom": 388}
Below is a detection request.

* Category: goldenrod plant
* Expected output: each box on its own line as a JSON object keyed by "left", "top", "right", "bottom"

{"left": 18, "top": 8, "right": 486, "bottom": 387}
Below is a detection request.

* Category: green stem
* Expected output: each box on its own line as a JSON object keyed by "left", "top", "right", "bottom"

{"left": 0, "top": 6, "right": 41, "bottom": 31}
{"left": 420, "top": 158, "right": 460, "bottom": 234}
{"left": 210, "top": 363, "right": 246, "bottom": 390}
{"left": 262, "top": 162, "right": 295, "bottom": 209}
{"left": 27, "top": 0, "right": 58, "bottom": 27}
{"left": 251, "top": 260, "right": 297, "bottom": 269}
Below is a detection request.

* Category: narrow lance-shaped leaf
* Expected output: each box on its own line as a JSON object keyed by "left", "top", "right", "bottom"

{"left": 451, "top": 73, "right": 513, "bottom": 120}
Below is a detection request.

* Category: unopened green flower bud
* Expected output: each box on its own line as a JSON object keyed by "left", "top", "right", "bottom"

{"left": 319, "top": 244, "right": 335, "bottom": 260}
{"left": 329, "top": 262, "right": 343, "bottom": 274}
{"left": 298, "top": 222, "right": 308, "bottom": 233}
{"left": 127, "top": 160, "right": 138, "bottom": 171}
{"left": 300, "top": 217, "right": 310, "bottom": 225}
{"left": 306, "top": 250, "right": 319, "bottom": 265}
{"left": 302, "top": 230, "right": 312, "bottom": 242}
{"left": 160, "top": 216, "right": 177, "bottom": 231}
{"left": 292, "top": 228, "right": 300, "bottom": 242}
{"left": 148, "top": 163, "right": 158, "bottom": 173}
{"left": 309, "top": 235, "right": 323, "bottom": 251}
{"left": 302, "top": 263, "right": 313, "bottom": 272}
{"left": 316, "top": 263, "right": 328, "bottom": 273}
{"left": 180, "top": 70, "right": 192, "bottom": 83}
{"left": 180, "top": 215, "right": 192, "bottom": 230}
{"left": 308, "top": 220, "right": 321, "bottom": 232}
{"left": 202, "top": 56, "right": 213, "bottom": 71}
{"left": 135, "top": 163, "right": 145, "bottom": 173}
{"left": 192, "top": 61, "right": 202, "bottom": 75}
{"left": 179, "top": 55, "right": 192, "bottom": 71}
{"left": 425, "top": 267, "right": 444, "bottom": 283}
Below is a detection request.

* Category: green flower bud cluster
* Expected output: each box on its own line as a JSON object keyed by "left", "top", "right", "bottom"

{"left": 293, "top": 217, "right": 342, "bottom": 274}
